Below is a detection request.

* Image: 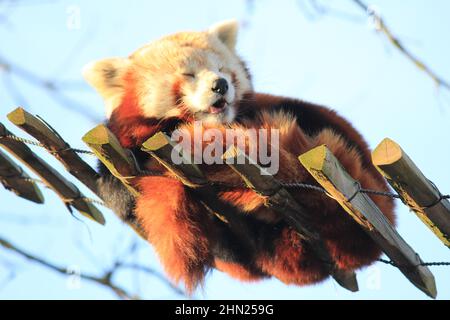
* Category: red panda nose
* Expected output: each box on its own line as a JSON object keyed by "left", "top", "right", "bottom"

{"left": 211, "top": 78, "right": 229, "bottom": 95}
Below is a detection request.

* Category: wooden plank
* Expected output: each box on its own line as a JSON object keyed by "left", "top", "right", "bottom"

{"left": 0, "top": 122, "right": 105, "bottom": 225}
{"left": 82, "top": 125, "right": 140, "bottom": 197}
{"left": 82, "top": 124, "right": 146, "bottom": 238}
{"left": 223, "top": 146, "right": 359, "bottom": 292}
{"left": 7, "top": 109, "right": 148, "bottom": 238}
{"left": 7, "top": 107, "right": 100, "bottom": 195}
{"left": 372, "top": 138, "right": 450, "bottom": 249}
{"left": 299, "top": 145, "right": 437, "bottom": 298}
{"left": 141, "top": 132, "right": 205, "bottom": 188}
{"left": 141, "top": 132, "right": 268, "bottom": 260}
{"left": 0, "top": 149, "right": 44, "bottom": 204}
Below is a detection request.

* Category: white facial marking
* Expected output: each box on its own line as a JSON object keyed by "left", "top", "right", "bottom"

{"left": 179, "top": 52, "right": 242, "bottom": 124}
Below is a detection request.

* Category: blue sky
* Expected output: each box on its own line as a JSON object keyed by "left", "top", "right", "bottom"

{"left": 0, "top": 0, "right": 449, "bottom": 299}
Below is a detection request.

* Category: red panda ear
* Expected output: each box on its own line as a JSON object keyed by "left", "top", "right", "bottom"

{"left": 82, "top": 58, "right": 130, "bottom": 117}
{"left": 208, "top": 19, "right": 239, "bottom": 51}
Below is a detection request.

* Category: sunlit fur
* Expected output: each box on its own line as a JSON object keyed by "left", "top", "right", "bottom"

{"left": 84, "top": 20, "right": 251, "bottom": 124}
{"left": 84, "top": 21, "right": 396, "bottom": 293}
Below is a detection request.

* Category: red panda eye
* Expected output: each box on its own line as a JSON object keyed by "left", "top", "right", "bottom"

{"left": 219, "top": 67, "right": 224, "bottom": 72}
{"left": 182, "top": 73, "right": 195, "bottom": 78}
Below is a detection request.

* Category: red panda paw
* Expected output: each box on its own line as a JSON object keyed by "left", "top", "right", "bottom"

{"left": 134, "top": 176, "right": 214, "bottom": 293}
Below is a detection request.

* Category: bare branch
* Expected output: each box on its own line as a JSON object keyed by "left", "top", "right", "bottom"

{"left": 351, "top": 0, "right": 450, "bottom": 91}
{"left": 118, "top": 263, "right": 186, "bottom": 297}
{"left": 0, "top": 235, "right": 138, "bottom": 299}
{"left": 301, "top": 0, "right": 364, "bottom": 22}
{"left": 0, "top": 233, "right": 187, "bottom": 299}
{"left": 0, "top": 55, "right": 102, "bottom": 123}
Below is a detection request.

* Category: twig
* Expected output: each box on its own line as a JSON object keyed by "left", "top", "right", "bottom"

{"left": 305, "top": 0, "right": 364, "bottom": 22}
{"left": 0, "top": 55, "right": 101, "bottom": 122}
{"left": 351, "top": 0, "right": 450, "bottom": 91}
{"left": 0, "top": 236, "right": 137, "bottom": 299}
{"left": 118, "top": 263, "right": 186, "bottom": 297}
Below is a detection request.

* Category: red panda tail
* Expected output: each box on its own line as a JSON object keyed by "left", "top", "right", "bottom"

{"left": 134, "top": 176, "right": 214, "bottom": 293}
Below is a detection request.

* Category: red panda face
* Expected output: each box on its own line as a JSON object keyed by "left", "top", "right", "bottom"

{"left": 83, "top": 20, "right": 252, "bottom": 124}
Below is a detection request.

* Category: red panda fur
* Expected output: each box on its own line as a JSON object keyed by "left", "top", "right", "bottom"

{"left": 107, "top": 91, "right": 395, "bottom": 292}
{"left": 165, "top": 113, "right": 395, "bottom": 287}
{"left": 134, "top": 176, "right": 214, "bottom": 292}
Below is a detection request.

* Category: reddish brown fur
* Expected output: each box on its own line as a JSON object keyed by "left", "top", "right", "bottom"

{"left": 134, "top": 176, "right": 214, "bottom": 293}
{"left": 173, "top": 113, "right": 395, "bottom": 286}
{"left": 240, "top": 93, "right": 385, "bottom": 185}
{"left": 107, "top": 91, "right": 396, "bottom": 291}
{"left": 214, "top": 259, "right": 267, "bottom": 282}
{"left": 108, "top": 71, "right": 182, "bottom": 148}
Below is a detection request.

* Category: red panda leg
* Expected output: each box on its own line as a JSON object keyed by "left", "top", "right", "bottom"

{"left": 134, "top": 176, "right": 213, "bottom": 293}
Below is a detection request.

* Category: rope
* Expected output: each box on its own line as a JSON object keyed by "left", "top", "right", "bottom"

{"left": 360, "top": 188, "right": 401, "bottom": 199}
{"left": 11, "top": 176, "right": 107, "bottom": 208}
{"left": 280, "top": 181, "right": 403, "bottom": 200}
{"left": 2, "top": 133, "right": 448, "bottom": 203}
{"left": 4, "top": 133, "right": 95, "bottom": 156}
{"left": 5, "top": 134, "right": 47, "bottom": 148}
{"left": 4, "top": 134, "right": 450, "bottom": 270}
{"left": 82, "top": 196, "right": 107, "bottom": 207}
{"left": 279, "top": 181, "right": 327, "bottom": 193}
{"left": 378, "top": 258, "right": 450, "bottom": 268}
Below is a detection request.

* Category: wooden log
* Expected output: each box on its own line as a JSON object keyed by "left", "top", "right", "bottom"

{"left": 82, "top": 124, "right": 146, "bottom": 238}
{"left": 82, "top": 125, "right": 140, "bottom": 197}
{"left": 299, "top": 145, "right": 437, "bottom": 298}
{"left": 0, "top": 149, "right": 44, "bottom": 204}
{"left": 141, "top": 132, "right": 266, "bottom": 259}
{"left": 223, "top": 146, "right": 359, "bottom": 292}
{"left": 7, "top": 107, "right": 99, "bottom": 194}
{"left": 142, "top": 132, "right": 205, "bottom": 188}
{"left": 372, "top": 138, "right": 450, "bottom": 249}
{"left": 8, "top": 109, "right": 147, "bottom": 238}
{"left": 0, "top": 122, "right": 105, "bottom": 225}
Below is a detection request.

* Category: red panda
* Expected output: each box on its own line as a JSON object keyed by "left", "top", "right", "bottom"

{"left": 83, "top": 20, "right": 395, "bottom": 293}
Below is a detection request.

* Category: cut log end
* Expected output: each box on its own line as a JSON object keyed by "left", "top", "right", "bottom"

{"left": 298, "top": 144, "right": 327, "bottom": 171}
{"left": 141, "top": 132, "right": 170, "bottom": 151}
{"left": 7, "top": 107, "right": 27, "bottom": 125}
{"left": 76, "top": 201, "right": 106, "bottom": 226}
{"left": 372, "top": 138, "right": 403, "bottom": 166}
{"left": 82, "top": 125, "right": 112, "bottom": 145}
{"left": 20, "top": 182, "right": 45, "bottom": 204}
{"left": 332, "top": 269, "right": 359, "bottom": 292}
{"left": 418, "top": 266, "right": 438, "bottom": 299}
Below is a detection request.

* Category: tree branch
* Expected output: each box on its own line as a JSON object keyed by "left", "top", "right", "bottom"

{"left": 351, "top": 0, "right": 450, "bottom": 91}
{"left": 0, "top": 55, "right": 102, "bottom": 123}
{"left": 0, "top": 235, "right": 186, "bottom": 299}
{"left": 0, "top": 236, "right": 137, "bottom": 299}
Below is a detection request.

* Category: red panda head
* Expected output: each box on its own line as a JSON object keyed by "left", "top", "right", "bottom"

{"left": 83, "top": 20, "right": 253, "bottom": 131}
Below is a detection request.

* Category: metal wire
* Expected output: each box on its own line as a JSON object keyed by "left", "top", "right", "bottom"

{"left": 378, "top": 258, "right": 450, "bottom": 268}
{"left": 3, "top": 133, "right": 448, "bottom": 203}
{"left": 5, "top": 134, "right": 47, "bottom": 148}
{"left": 4, "top": 133, "right": 95, "bottom": 156}
{"left": 280, "top": 181, "right": 403, "bottom": 199}
{"left": 16, "top": 177, "right": 450, "bottom": 270}
{"left": 13, "top": 176, "right": 107, "bottom": 208}
{"left": 4, "top": 135, "right": 450, "bottom": 270}
{"left": 360, "top": 188, "right": 401, "bottom": 199}
{"left": 279, "top": 181, "right": 327, "bottom": 193}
